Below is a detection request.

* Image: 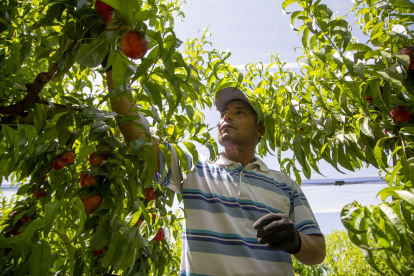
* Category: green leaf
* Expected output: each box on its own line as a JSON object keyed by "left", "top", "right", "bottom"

{"left": 359, "top": 117, "right": 374, "bottom": 138}
{"left": 102, "top": 0, "right": 142, "bottom": 24}
{"left": 346, "top": 43, "right": 373, "bottom": 52}
{"left": 55, "top": 231, "right": 76, "bottom": 273}
{"left": 80, "top": 107, "right": 117, "bottom": 120}
{"left": 138, "top": 112, "right": 150, "bottom": 134}
{"left": 369, "top": 80, "right": 389, "bottom": 115}
{"left": 400, "top": 201, "right": 414, "bottom": 233}
{"left": 144, "top": 146, "right": 156, "bottom": 187}
{"left": 56, "top": 114, "right": 73, "bottom": 146}
{"left": 370, "top": 21, "right": 385, "bottom": 41}
{"left": 131, "top": 137, "right": 147, "bottom": 152}
{"left": 282, "top": 0, "right": 298, "bottom": 11}
{"left": 112, "top": 52, "right": 128, "bottom": 90}
{"left": 394, "top": 0, "right": 414, "bottom": 12}
{"left": 142, "top": 82, "right": 163, "bottom": 111}
{"left": 16, "top": 184, "right": 31, "bottom": 195}
{"left": 77, "top": 0, "right": 87, "bottom": 9}
{"left": 374, "top": 137, "right": 389, "bottom": 169}
{"left": 91, "top": 121, "right": 112, "bottom": 133}
{"left": 75, "top": 40, "right": 109, "bottom": 68}
{"left": 44, "top": 200, "right": 62, "bottom": 237}
{"left": 158, "top": 144, "right": 171, "bottom": 177}
{"left": 379, "top": 204, "right": 407, "bottom": 249}
{"left": 69, "top": 197, "right": 87, "bottom": 243}
{"left": 2, "top": 125, "right": 19, "bottom": 162}
{"left": 114, "top": 241, "right": 136, "bottom": 271}
{"left": 29, "top": 240, "right": 52, "bottom": 276}
{"left": 44, "top": 3, "right": 66, "bottom": 23}
{"left": 91, "top": 220, "right": 111, "bottom": 251}
{"left": 394, "top": 190, "right": 414, "bottom": 206}
{"left": 364, "top": 206, "right": 391, "bottom": 249}
{"left": 101, "top": 231, "right": 126, "bottom": 268}
{"left": 133, "top": 56, "right": 156, "bottom": 80}
{"left": 394, "top": 53, "right": 410, "bottom": 70}
{"left": 172, "top": 144, "right": 189, "bottom": 173}
{"left": 293, "top": 133, "right": 307, "bottom": 170}
{"left": 134, "top": 10, "right": 155, "bottom": 21}
{"left": 361, "top": 248, "right": 386, "bottom": 276}
{"left": 183, "top": 141, "right": 198, "bottom": 170}
{"left": 337, "top": 143, "right": 354, "bottom": 171}
{"left": 341, "top": 203, "right": 367, "bottom": 234}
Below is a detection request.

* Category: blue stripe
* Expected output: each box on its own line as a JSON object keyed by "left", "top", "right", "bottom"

{"left": 295, "top": 220, "right": 321, "bottom": 234}
{"left": 183, "top": 235, "right": 293, "bottom": 263}
{"left": 182, "top": 190, "right": 287, "bottom": 220}
{"left": 184, "top": 234, "right": 265, "bottom": 250}
{"left": 291, "top": 190, "right": 310, "bottom": 208}
{"left": 186, "top": 229, "right": 258, "bottom": 243}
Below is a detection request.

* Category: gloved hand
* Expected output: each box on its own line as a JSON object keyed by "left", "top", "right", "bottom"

{"left": 253, "top": 213, "right": 301, "bottom": 254}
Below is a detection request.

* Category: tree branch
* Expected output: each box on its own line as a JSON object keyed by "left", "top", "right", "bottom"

{"left": 0, "top": 40, "right": 78, "bottom": 116}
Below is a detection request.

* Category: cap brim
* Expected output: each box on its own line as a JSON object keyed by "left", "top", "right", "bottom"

{"left": 215, "top": 87, "right": 255, "bottom": 113}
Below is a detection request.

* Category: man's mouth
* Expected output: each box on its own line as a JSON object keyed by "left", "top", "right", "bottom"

{"left": 221, "top": 124, "right": 235, "bottom": 131}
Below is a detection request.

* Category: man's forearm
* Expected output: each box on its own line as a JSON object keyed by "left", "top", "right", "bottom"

{"left": 294, "top": 233, "right": 326, "bottom": 265}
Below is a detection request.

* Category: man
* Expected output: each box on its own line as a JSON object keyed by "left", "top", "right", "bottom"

{"left": 108, "top": 69, "right": 326, "bottom": 275}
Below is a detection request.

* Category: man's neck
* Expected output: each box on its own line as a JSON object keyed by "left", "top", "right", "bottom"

{"left": 222, "top": 146, "right": 256, "bottom": 167}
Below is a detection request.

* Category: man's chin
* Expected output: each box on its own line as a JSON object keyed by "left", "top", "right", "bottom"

{"left": 218, "top": 136, "right": 236, "bottom": 147}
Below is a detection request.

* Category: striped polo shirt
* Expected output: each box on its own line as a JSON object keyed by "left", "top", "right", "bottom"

{"left": 155, "top": 144, "right": 322, "bottom": 276}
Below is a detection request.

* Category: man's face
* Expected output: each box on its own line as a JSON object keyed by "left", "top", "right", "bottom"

{"left": 218, "top": 100, "right": 264, "bottom": 147}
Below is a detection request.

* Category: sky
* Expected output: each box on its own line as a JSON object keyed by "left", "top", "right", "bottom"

{"left": 171, "top": 0, "right": 381, "bottom": 181}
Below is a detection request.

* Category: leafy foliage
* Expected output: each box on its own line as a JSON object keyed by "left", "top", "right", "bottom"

{"left": 280, "top": 0, "right": 414, "bottom": 273}
{"left": 2, "top": 0, "right": 414, "bottom": 274}
{"left": 293, "top": 229, "right": 394, "bottom": 275}
{"left": 0, "top": 0, "right": 216, "bottom": 275}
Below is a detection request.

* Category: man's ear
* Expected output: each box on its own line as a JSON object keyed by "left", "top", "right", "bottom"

{"left": 257, "top": 124, "right": 265, "bottom": 138}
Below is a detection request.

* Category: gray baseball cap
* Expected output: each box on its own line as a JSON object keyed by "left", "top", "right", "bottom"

{"left": 215, "top": 87, "right": 256, "bottom": 113}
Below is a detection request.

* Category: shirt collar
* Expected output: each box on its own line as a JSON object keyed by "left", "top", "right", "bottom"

{"left": 216, "top": 153, "right": 269, "bottom": 172}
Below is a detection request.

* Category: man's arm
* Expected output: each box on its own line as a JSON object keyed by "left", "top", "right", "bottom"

{"left": 106, "top": 70, "right": 160, "bottom": 173}
{"left": 254, "top": 213, "right": 326, "bottom": 265}
{"left": 294, "top": 233, "right": 326, "bottom": 265}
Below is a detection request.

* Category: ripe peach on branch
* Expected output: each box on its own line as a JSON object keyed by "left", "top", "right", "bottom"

{"left": 95, "top": 0, "right": 114, "bottom": 19}
{"left": 61, "top": 151, "right": 75, "bottom": 164}
{"left": 398, "top": 46, "right": 414, "bottom": 71}
{"left": 390, "top": 105, "right": 412, "bottom": 124}
{"left": 81, "top": 172, "right": 101, "bottom": 187}
{"left": 81, "top": 194, "right": 102, "bottom": 214}
{"left": 89, "top": 151, "right": 106, "bottom": 167}
{"left": 120, "top": 31, "right": 149, "bottom": 60}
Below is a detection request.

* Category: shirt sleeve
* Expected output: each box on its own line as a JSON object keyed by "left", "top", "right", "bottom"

{"left": 289, "top": 181, "right": 323, "bottom": 236}
{"left": 153, "top": 143, "right": 193, "bottom": 194}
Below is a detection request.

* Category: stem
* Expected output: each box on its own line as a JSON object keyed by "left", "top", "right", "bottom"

{"left": 387, "top": 0, "right": 393, "bottom": 55}
{"left": 0, "top": 40, "right": 77, "bottom": 116}
{"left": 316, "top": 21, "right": 346, "bottom": 60}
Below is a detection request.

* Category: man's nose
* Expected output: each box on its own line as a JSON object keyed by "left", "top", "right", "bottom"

{"left": 223, "top": 113, "right": 232, "bottom": 121}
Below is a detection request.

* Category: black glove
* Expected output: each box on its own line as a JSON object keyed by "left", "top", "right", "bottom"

{"left": 253, "top": 213, "right": 301, "bottom": 254}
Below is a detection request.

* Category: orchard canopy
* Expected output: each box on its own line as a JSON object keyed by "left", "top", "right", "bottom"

{"left": 1, "top": 0, "right": 414, "bottom": 275}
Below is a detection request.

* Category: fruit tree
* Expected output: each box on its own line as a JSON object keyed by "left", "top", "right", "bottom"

{"left": 2, "top": 0, "right": 414, "bottom": 275}
{"left": 0, "top": 0, "right": 217, "bottom": 275}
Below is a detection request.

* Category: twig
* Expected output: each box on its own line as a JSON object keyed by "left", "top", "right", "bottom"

{"left": 0, "top": 40, "right": 78, "bottom": 116}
